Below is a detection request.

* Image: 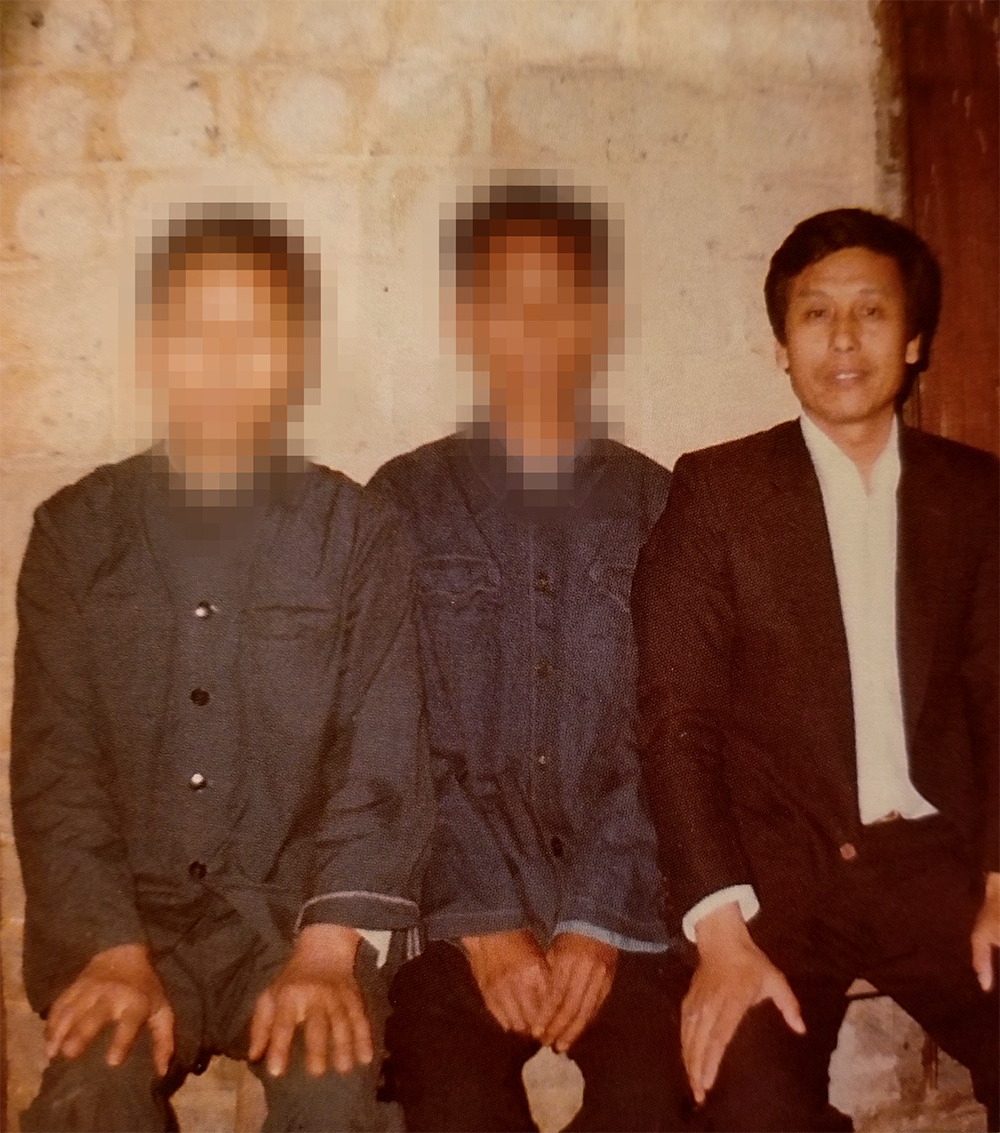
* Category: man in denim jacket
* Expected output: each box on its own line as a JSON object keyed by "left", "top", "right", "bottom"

{"left": 371, "top": 181, "right": 686, "bottom": 1131}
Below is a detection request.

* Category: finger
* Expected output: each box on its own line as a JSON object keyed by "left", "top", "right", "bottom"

{"left": 540, "top": 961, "right": 587, "bottom": 1047}
{"left": 148, "top": 1004, "right": 176, "bottom": 1078}
{"left": 698, "top": 993, "right": 749, "bottom": 1099}
{"left": 768, "top": 977, "right": 806, "bottom": 1035}
{"left": 59, "top": 997, "right": 115, "bottom": 1061}
{"left": 341, "top": 991, "right": 374, "bottom": 1067}
{"left": 332, "top": 1003, "right": 364, "bottom": 1076}
{"left": 266, "top": 1000, "right": 300, "bottom": 1077}
{"left": 45, "top": 986, "right": 87, "bottom": 1058}
{"left": 972, "top": 932, "right": 995, "bottom": 993}
{"left": 106, "top": 1007, "right": 145, "bottom": 1068}
{"left": 680, "top": 983, "right": 708, "bottom": 1065}
{"left": 248, "top": 991, "right": 275, "bottom": 1063}
{"left": 496, "top": 983, "right": 534, "bottom": 1036}
{"left": 303, "top": 1007, "right": 330, "bottom": 1077}
{"left": 683, "top": 992, "right": 724, "bottom": 1103}
{"left": 537, "top": 962, "right": 573, "bottom": 1043}
{"left": 554, "top": 968, "right": 608, "bottom": 1052}
{"left": 521, "top": 966, "right": 552, "bottom": 1036}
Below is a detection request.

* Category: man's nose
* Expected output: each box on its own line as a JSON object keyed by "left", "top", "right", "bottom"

{"left": 830, "top": 311, "right": 860, "bottom": 350}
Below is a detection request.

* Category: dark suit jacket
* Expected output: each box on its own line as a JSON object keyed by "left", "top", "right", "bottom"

{"left": 631, "top": 420, "right": 999, "bottom": 935}
{"left": 11, "top": 454, "right": 433, "bottom": 1014}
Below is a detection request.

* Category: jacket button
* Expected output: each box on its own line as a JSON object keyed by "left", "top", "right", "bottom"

{"left": 188, "top": 773, "right": 207, "bottom": 791}
{"left": 534, "top": 658, "right": 552, "bottom": 678}
{"left": 188, "top": 860, "right": 207, "bottom": 880}
{"left": 550, "top": 836, "right": 564, "bottom": 858}
{"left": 190, "top": 688, "right": 210, "bottom": 706}
{"left": 534, "top": 572, "right": 551, "bottom": 593}
{"left": 839, "top": 842, "right": 858, "bottom": 862}
{"left": 194, "top": 601, "right": 215, "bottom": 619}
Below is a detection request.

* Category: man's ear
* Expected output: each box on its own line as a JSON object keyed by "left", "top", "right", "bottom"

{"left": 905, "top": 335, "right": 921, "bottom": 366}
{"left": 775, "top": 339, "right": 790, "bottom": 373}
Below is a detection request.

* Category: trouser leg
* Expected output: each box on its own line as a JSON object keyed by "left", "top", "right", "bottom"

{"left": 20, "top": 1027, "right": 178, "bottom": 1133}
{"left": 698, "top": 984, "right": 850, "bottom": 1133}
{"left": 858, "top": 846, "right": 1000, "bottom": 1132}
{"left": 565, "top": 952, "right": 690, "bottom": 1132}
{"left": 385, "top": 941, "right": 540, "bottom": 1132}
{"left": 251, "top": 942, "right": 403, "bottom": 1133}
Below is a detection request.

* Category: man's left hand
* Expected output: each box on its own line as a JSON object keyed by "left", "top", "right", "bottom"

{"left": 538, "top": 932, "right": 618, "bottom": 1052}
{"left": 248, "top": 924, "right": 373, "bottom": 1078}
{"left": 972, "top": 871, "right": 1000, "bottom": 992}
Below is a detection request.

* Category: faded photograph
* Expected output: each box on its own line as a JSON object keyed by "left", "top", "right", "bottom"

{"left": 1, "top": 3, "right": 997, "bottom": 1133}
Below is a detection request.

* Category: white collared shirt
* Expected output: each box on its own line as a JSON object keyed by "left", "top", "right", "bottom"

{"left": 683, "top": 415, "right": 935, "bottom": 942}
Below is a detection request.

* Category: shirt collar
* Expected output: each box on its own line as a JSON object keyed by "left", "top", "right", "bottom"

{"left": 457, "top": 427, "right": 608, "bottom": 519}
{"left": 799, "top": 412, "right": 900, "bottom": 497}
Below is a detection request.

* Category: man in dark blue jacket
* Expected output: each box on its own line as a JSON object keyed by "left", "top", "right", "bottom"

{"left": 12, "top": 204, "right": 432, "bottom": 1132}
{"left": 371, "top": 180, "right": 686, "bottom": 1131}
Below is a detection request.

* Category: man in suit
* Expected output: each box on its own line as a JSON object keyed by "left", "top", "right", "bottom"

{"left": 371, "top": 179, "right": 687, "bottom": 1131}
{"left": 11, "top": 203, "right": 432, "bottom": 1131}
{"left": 631, "top": 208, "right": 999, "bottom": 1132}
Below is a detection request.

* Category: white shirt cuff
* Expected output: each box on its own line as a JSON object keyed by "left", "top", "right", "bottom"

{"left": 682, "top": 885, "right": 760, "bottom": 943}
{"left": 358, "top": 929, "right": 393, "bottom": 968}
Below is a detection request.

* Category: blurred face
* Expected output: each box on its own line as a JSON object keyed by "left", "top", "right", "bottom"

{"left": 457, "top": 222, "right": 606, "bottom": 446}
{"left": 776, "top": 246, "right": 920, "bottom": 434}
{"left": 143, "top": 252, "right": 303, "bottom": 455}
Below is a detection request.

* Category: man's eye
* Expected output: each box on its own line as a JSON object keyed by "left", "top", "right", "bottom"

{"left": 861, "top": 305, "right": 883, "bottom": 318}
{"left": 804, "top": 308, "right": 828, "bottom": 320}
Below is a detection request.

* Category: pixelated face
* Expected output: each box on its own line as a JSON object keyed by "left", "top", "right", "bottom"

{"left": 776, "top": 246, "right": 920, "bottom": 432}
{"left": 458, "top": 222, "right": 606, "bottom": 440}
{"left": 143, "top": 252, "right": 303, "bottom": 450}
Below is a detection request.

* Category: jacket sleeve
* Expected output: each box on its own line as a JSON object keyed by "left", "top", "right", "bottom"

{"left": 11, "top": 500, "right": 148, "bottom": 1013}
{"left": 558, "top": 712, "right": 670, "bottom": 945}
{"left": 630, "top": 454, "right": 754, "bottom": 923}
{"left": 297, "top": 494, "right": 435, "bottom": 932}
{"left": 961, "top": 470, "right": 1000, "bottom": 874}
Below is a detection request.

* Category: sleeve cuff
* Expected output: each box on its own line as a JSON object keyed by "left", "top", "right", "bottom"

{"left": 682, "top": 885, "right": 760, "bottom": 943}
{"left": 553, "top": 920, "right": 671, "bottom": 954}
{"left": 296, "top": 890, "right": 419, "bottom": 933}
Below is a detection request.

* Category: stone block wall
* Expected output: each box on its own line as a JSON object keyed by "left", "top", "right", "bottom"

{"left": 0, "top": 2, "right": 984, "bottom": 1129}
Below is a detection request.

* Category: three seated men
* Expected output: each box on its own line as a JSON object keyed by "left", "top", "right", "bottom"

{"left": 10, "top": 193, "right": 999, "bottom": 1133}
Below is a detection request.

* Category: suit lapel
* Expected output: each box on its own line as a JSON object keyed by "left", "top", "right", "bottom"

{"left": 762, "top": 423, "right": 859, "bottom": 819}
{"left": 896, "top": 427, "right": 949, "bottom": 742}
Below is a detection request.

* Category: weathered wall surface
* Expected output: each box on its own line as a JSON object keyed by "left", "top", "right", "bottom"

{"left": 0, "top": 2, "right": 983, "bottom": 1129}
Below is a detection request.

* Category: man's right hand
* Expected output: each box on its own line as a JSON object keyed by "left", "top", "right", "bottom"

{"left": 684, "top": 903, "right": 804, "bottom": 1105}
{"left": 460, "top": 929, "right": 551, "bottom": 1037}
{"left": 45, "top": 943, "right": 175, "bottom": 1076}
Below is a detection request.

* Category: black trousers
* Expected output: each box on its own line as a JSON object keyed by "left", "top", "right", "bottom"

{"left": 385, "top": 940, "right": 689, "bottom": 1132}
{"left": 21, "top": 895, "right": 401, "bottom": 1133}
{"left": 696, "top": 817, "right": 1000, "bottom": 1133}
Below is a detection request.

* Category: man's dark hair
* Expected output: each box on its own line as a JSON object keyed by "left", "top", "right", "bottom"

{"left": 137, "top": 201, "right": 320, "bottom": 326}
{"left": 764, "top": 207, "right": 941, "bottom": 374}
{"left": 443, "top": 179, "right": 614, "bottom": 297}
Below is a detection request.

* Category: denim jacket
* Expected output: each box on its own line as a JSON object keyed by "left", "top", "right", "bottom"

{"left": 369, "top": 434, "right": 672, "bottom": 947}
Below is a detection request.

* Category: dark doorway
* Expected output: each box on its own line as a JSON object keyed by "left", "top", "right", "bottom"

{"left": 897, "top": 0, "right": 1000, "bottom": 456}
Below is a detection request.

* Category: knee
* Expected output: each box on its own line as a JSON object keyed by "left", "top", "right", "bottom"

{"left": 701, "top": 1003, "right": 828, "bottom": 1133}
{"left": 261, "top": 1056, "right": 402, "bottom": 1133}
{"left": 21, "top": 1029, "right": 169, "bottom": 1133}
